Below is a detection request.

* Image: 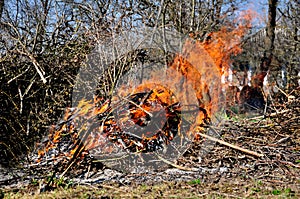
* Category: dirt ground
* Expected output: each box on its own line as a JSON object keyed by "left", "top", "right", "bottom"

{"left": 1, "top": 94, "right": 299, "bottom": 198}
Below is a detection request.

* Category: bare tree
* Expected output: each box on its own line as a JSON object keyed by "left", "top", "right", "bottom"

{"left": 276, "top": 0, "right": 300, "bottom": 92}
{"left": 250, "top": 0, "right": 278, "bottom": 88}
{"left": 0, "top": 0, "right": 113, "bottom": 166}
{"left": 0, "top": 0, "right": 4, "bottom": 19}
{"left": 157, "top": 0, "right": 247, "bottom": 38}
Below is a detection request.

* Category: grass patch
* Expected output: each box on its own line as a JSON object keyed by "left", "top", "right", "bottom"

{"left": 272, "top": 189, "right": 282, "bottom": 195}
{"left": 3, "top": 179, "right": 300, "bottom": 199}
{"left": 188, "top": 179, "right": 201, "bottom": 185}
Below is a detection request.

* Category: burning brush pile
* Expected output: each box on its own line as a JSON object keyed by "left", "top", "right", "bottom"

{"left": 30, "top": 12, "right": 256, "bottom": 175}
{"left": 35, "top": 85, "right": 182, "bottom": 164}
{"left": 32, "top": 54, "right": 215, "bottom": 174}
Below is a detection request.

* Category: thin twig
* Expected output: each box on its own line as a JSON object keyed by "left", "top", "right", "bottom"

{"left": 119, "top": 95, "right": 153, "bottom": 117}
{"left": 7, "top": 65, "right": 31, "bottom": 84}
{"left": 60, "top": 145, "right": 85, "bottom": 178}
{"left": 247, "top": 109, "right": 289, "bottom": 121}
{"left": 197, "top": 130, "right": 264, "bottom": 158}
{"left": 15, "top": 43, "right": 47, "bottom": 84}
{"left": 274, "top": 85, "right": 295, "bottom": 99}
{"left": 277, "top": 160, "right": 300, "bottom": 168}
{"left": 155, "top": 154, "right": 198, "bottom": 171}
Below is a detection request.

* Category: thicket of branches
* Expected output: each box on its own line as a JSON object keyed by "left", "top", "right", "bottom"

{"left": 0, "top": 0, "right": 299, "bottom": 166}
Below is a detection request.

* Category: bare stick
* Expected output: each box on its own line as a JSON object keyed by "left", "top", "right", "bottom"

{"left": 155, "top": 154, "right": 198, "bottom": 171}
{"left": 13, "top": 36, "right": 47, "bottom": 84}
{"left": 7, "top": 65, "right": 31, "bottom": 84}
{"left": 197, "top": 131, "right": 264, "bottom": 158}
{"left": 277, "top": 160, "right": 300, "bottom": 168}
{"left": 60, "top": 145, "right": 85, "bottom": 178}
{"left": 247, "top": 109, "right": 289, "bottom": 121}
{"left": 26, "top": 53, "right": 47, "bottom": 84}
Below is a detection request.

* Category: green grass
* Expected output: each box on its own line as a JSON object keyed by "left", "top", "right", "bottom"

{"left": 3, "top": 179, "right": 299, "bottom": 199}
{"left": 188, "top": 179, "right": 201, "bottom": 185}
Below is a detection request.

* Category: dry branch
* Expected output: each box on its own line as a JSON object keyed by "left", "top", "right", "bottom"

{"left": 197, "top": 131, "right": 264, "bottom": 158}
{"left": 247, "top": 110, "right": 290, "bottom": 121}
{"left": 156, "top": 154, "right": 199, "bottom": 171}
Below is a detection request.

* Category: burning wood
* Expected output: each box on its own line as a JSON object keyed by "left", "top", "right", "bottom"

{"left": 36, "top": 12, "right": 256, "bottom": 169}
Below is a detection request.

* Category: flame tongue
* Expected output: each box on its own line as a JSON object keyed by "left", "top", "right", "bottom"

{"left": 37, "top": 10, "right": 255, "bottom": 165}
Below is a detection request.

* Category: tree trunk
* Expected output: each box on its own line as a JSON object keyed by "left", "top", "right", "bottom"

{"left": 0, "top": 0, "right": 4, "bottom": 19}
{"left": 253, "top": 0, "right": 278, "bottom": 87}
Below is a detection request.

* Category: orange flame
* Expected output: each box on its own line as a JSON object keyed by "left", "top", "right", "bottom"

{"left": 37, "top": 10, "right": 255, "bottom": 163}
